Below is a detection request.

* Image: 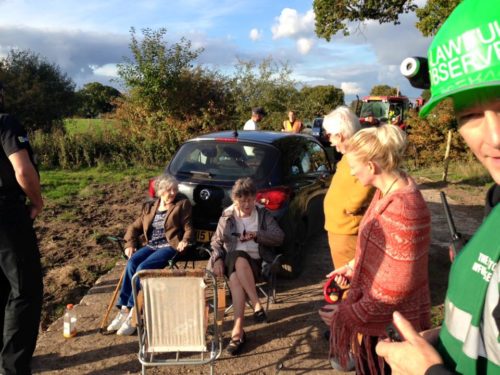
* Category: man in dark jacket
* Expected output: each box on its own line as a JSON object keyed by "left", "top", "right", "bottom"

{"left": 0, "top": 81, "right": 44, "bottom": 375}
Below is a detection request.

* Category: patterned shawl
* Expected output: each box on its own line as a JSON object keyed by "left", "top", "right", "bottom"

{"left": 329, "top": 176, "right": 432, "bottom": 374}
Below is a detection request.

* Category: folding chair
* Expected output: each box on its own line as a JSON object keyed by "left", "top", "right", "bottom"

{"left": 132, "top": 269, "right": 222, "bottom": 375}
{"left": 224, "top": 253, "right": 283, "bottom": 317}
{"left": 168, "top": 245, "right": 212, "bottom": 270}
{"left": 259, "top": 253, "right": 283, "bottom": 313}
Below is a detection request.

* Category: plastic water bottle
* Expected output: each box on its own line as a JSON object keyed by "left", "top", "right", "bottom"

{"left": 63, "top": 304, "right": 77, "bottom": 338}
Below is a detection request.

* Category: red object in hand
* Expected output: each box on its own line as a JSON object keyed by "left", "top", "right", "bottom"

{"left": 323, "top": 276, "right": 344, "bottom": 304}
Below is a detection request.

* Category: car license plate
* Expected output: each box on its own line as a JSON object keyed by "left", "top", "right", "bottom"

{"left": 195, "top": 229, "right": 214, "bottom": 243}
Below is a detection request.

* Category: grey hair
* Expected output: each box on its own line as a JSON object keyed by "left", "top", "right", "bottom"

{"left": 231, "top": 177, "right": 257, "bottom": 200}
{"left": 323, "top": 106, "right": 361, "bottom": 139}
{"left": 154, "top": 174, "right": 178, "bottom": 197}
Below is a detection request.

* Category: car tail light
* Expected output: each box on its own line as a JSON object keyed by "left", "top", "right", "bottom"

{"left": 215, "top": 137, "right": 238, "bottom": 143}
{"left": 148, "top": 178, "right": 156, "bottom": 198}
{"left": 256, "top": 187, "right": 291, "bottom": 211}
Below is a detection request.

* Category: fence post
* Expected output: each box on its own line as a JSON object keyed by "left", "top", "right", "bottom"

{"left": 442, "top": 130, "right": 452, "bottom": 182}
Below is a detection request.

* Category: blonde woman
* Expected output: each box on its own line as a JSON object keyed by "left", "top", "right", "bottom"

{"left": 319, "top": 125, "right": 431, "bottom": 374}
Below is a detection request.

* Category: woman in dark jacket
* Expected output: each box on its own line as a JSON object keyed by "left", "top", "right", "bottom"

{"left": 107, "top": 174, "right": 193, "bottom": 336}
{"left": 210, "top": 177, "right": 284, "bottom": 355}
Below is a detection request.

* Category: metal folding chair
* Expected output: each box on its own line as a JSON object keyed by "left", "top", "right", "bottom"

{"left": 132, "top": 269, "right": 222, "bottom": 375}
{"left": 224, "top": 253, "right": 283, "bottom": 317}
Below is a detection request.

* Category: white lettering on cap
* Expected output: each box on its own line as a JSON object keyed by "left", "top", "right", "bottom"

{"left": 429, "top": 21, "right": 500, "bottom": 86}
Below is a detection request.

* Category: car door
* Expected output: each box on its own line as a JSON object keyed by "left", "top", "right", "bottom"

{"left": 277, "top": 136, "right": 333, "bottom": 276}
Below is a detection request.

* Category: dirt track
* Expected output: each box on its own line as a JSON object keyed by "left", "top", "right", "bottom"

{"left": 31, "top": 181, "right": 487, "bottom": 374}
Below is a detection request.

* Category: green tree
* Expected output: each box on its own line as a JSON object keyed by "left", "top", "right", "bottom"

{"left": 168, "top": 67, "right": 237, "bottom": 130}
{"left": 230, "top": 58, "right": 298, "bottom": 130}
{"left": 313, "top": 0, "right": 461, "bottom": 40}
{"left": 299, "top": 85, "right": 344, "bottom": 119}
{"left": 313, "top": 0, "right": 417, "bottom": 40}
{"left": 76, "top": 82, "right": 121, "bottom": 118}
{"left": 117, "top": 27, "right": 203, "bottom": 116}
{"left": 370, "top": 85, "right": 399, "bottom": 96}
{"left": 0, "top": 49, "right": 76, "bottom": 132}
{"left": 406, "top": 99, "right": 468, "bottom": 167}
{"left": 415, "top": 0, "right": 462, "bottom": 37}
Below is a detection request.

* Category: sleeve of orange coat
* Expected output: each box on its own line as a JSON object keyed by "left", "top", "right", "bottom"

{"left": 344, "top": 177, "right": 374, "bottom": 215}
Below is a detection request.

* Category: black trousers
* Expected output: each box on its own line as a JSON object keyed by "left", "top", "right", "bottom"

{"left": 0, "top": 203, "right": 43, "bottom": 375}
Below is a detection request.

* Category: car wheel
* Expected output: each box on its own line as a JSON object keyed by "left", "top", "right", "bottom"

{"left": 279, "top": 219, "right": 307, "bottom": 279}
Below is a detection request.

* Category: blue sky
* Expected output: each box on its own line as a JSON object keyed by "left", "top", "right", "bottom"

{"left": 0, "top": 0, "right": 431, "bottom": 103}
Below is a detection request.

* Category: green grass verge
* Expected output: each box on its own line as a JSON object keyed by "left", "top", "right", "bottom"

{"left": 64, "top": 118, "right": 119, "bottom": 135}
{"left": 407, "top": 160, "right": 493, "bottom": 187}
{"left": 40, "top": 165, "right": 163, "bottom": 201}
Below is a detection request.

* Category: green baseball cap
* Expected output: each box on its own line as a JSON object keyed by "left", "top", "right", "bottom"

{"left": 420, "top": 0, "right": 500, "bottom": 117}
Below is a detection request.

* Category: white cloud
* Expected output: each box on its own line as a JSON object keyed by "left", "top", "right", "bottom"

{"left": 296, "top": 38, "right": 314, "bottom": 54}
{"left": 341, "top": 82, "right": 363, "bottom": 95}
{"left": 249, "top": 28, "right": 262, "bottom": 41}
{"left": 271, "top": 8, "right": 315, "bottom": 40}
{"left": 90, "top": 63, "right": 119, "bottom": 77}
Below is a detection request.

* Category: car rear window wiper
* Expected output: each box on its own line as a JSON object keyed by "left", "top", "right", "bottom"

{"left": 176, "top": 170, "right": 214, "bottom": 178}
{"left": 189, "top": 170, "right": 214, "bottom": 178}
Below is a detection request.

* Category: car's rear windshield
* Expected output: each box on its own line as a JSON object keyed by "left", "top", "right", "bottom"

{"left": 169, "top": 140, "right": 279, "bottom": 181}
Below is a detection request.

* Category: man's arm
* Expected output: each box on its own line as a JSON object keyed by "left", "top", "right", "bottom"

{"left": 8, "top": 149, "right": 43, "bottom": 219}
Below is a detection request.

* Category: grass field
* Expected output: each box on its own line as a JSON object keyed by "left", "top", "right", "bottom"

{"left": 64, "top": 118, "right": 119, "bottom": 135}
{"left": 407, "top": 159, "right": 493, "bottom": 187}
{"left": 40, "top": 165, "right": 162, "bottom": 201}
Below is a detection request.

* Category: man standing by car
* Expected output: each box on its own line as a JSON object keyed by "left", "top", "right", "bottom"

{"left": 0, "top": 81, "right": 44, "bottom": 375}
{"left": 282, "top": 110, "right": 303, "bottom": 133}
{"left": 243, "top": 107, "right": 266, "bottom": 130}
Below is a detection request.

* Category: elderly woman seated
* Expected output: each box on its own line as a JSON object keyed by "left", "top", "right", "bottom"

{"left": 209, "top": 177, "right": 284, "bottom": 356}
{"left": 107, "top": 174, "right": 193, "bottom": 335}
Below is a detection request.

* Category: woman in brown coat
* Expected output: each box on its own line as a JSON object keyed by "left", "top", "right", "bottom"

{"left": 210, "top": 177, "right": 284, "bottom": 355}
{"left": 107, "top": 174, "right": 193, "bottom": 336}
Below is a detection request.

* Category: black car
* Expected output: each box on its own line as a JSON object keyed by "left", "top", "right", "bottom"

{"left": 311, "top": 117, "right": 330, "bottom": 147}
{"left": 164, "top": 130, "right": 334, "bottom": 277}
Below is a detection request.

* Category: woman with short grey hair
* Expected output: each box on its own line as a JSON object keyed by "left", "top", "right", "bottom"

{"left": 322, "top": 106, "right": 374, "bottom": 273}
{"left": 323, "top": 105, "right": 361, "bottom": 140}
{"left": 107, "top": 174, "right": 193, "bottom": 336}
{"left": 154, "top": 174, "right": 178, "bottom": 197}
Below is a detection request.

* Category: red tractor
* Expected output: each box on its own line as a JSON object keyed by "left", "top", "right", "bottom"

{"left": 357, "top": 95, "right": 410, "bottom": 130}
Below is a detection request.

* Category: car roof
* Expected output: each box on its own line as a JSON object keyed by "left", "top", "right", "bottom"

{"left": 187, "top": 130, "right": 315, "bottom": 144}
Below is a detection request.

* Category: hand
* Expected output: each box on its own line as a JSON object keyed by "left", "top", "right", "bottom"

{"left": 319, "top": 304, "right": 338, "bottom": 326}
{"left": 177, "top": 240, "right": 189, "bottom": 252}
{"left": 375, "top": 312, "right": 443, "bottom": 375}
{"left": 212, "top": 259, "right": 224, "bottom": 277}
{"left": 326, "top": 264, "right": 354, "bottom": 284}
{"left": 240, "top": 230, "right": 256, "bottom": 242}
{"left": 28, "top": 202, "right": 43, "bottom": 220}
{"left": 124, "top": 247, "right": 136, "bottom": 259}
